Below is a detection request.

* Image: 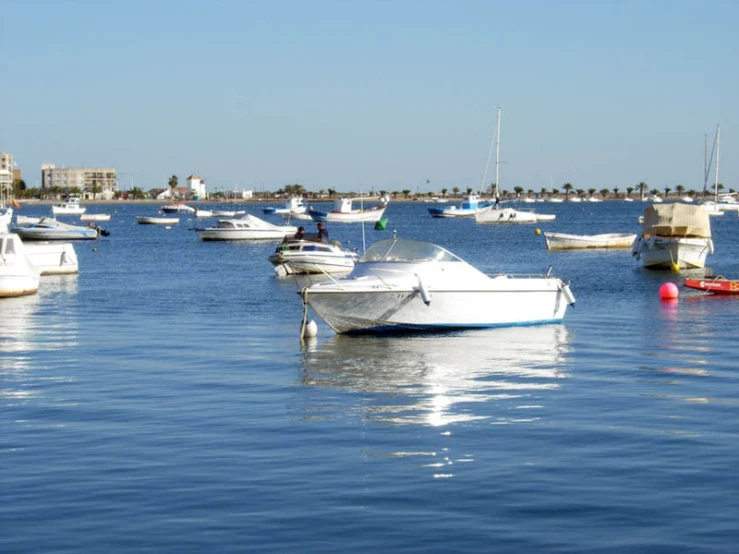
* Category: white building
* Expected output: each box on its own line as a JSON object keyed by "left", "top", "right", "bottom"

{"left": 41, "top": 164, "right": 117, "bottom": 199}
{"left": 0, "top": 153, "right": 13, "bottom": 199}
{"left": 187, "top": 174, "right": 206, "bottom": 199}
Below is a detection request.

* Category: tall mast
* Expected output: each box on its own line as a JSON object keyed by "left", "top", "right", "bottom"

{"left": 714, "top": 124, "right": 720, "bottom": 202}
{"left": 495, "top": 107, "right": 501, "bottom": 199}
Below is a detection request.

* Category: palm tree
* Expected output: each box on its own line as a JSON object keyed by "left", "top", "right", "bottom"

{"left": 563, "top": 183, "right": 573, "bottom": 200}
{"left": 452, "top": 186, "right": 460, "bottom": 197}
{"left": 612, "top": 187, "right": 620, "bottom": 199}
{"left": 441, "top": 188, "right": 448, "bottom": 198}
{"left": 402, "top": 189, "right": 411, "bottom": 198}
{"left": 600, "top": 189, "right": 609, "bottom": 198}
{"left": 638, "top": 182, "right": 647, "bottom": 200}
{"left": 168, "top": 175, "right": 178, "bottom": 199}
{"left": 664, "top": 186, "right": 671, "bottom": 198}
{"left": 626, "top": 186, "right": 634, "bottom": 198}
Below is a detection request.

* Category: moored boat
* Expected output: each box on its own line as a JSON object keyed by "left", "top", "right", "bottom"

{"left": 0, "top": 232, "right": 41, "bottom": 297}
{"left": 269, "top": 239, "right": 358, "bottom": 275}
{"left": 263, "top": 197, "right": 307, "bottom": 215}
{"left": 544, "top": 232, "right": 637, "bottom": 250}
{"left": 196, "top": 214, "right": 297, "bottom": 241}
{"left": 13, "top": 217, "right": 101, "bottom": 240}
{"left": 301, "top": 237, "right": 575, "bottom": 334}
{"left": 80, "top": 213, "right": 111, "bottom": 222}
{"left": 684, "top": 276, "right": 739, "bottom": 295}
{"left": 23, "top": 242, "right": 79, "bottom": 275}
{"left": 309, "top": 198, "right": 387, "bottom": 223}
{"left": 51, "top": 196, "right": 86, "bottom": 215}
{"left": 136, "top": 216, "right": 180, "bottom": 225}
{"left": 632, "top": 203, "right": 713, "bottom": 270}
{"left": 428, "top": 193, "right": 488, "bottom": 218}
{"left": 160, "top": 203, "right": 196, "bottom": 214}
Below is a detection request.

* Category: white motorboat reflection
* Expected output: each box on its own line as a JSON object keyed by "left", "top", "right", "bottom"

{"left": 301, "top": 325, "right": 572, "bottom": 427}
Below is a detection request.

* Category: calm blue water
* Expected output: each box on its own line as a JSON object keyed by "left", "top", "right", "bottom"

{"left": 2, "top": 200, "right": 738, "bottom": 553}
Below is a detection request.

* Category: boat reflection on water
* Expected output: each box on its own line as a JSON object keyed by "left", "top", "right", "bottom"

{"left": 301, "top": 325, "right": 572, "bottom": 427}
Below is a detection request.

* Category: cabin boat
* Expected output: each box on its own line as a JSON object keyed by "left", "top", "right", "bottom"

{"left": 14, "top": 217, "right": 101, "bottom": 240}
{"left": 196, "top": 214, "right": 297, "bottom": 241}
{"left": 160, "top": 203, "right": 196, "bottom": 214}
{"left": 428, "top": 194, "right": 489, "bottom": 218}
{"left": 301, "top": 237, "right": 575, "bottom": 334}
{"left": 136, "top": 216, "right": 179, "bottom": 225}
{"left": 263, "top": 197, "right": 307, "bottom": 215}
{"left": 269, "top": 239, "right": 358, "bottom": 275}
{"left": 51, "top": 196, "right": 86, "bottom": 216}
{"left": 632, "top": 203, "right": 713, "bottom": 270}
{"left": 309, "top": 198, "right": 387, "bottom": 223}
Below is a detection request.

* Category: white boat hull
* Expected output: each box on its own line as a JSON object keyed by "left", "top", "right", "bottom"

{"left": 544, "top": 232, "right": 637, "bottom": 250}
{"left": 310, "top": 206, "right": 387, "bottom": 223}
{"left": 136, "top": 216, "right": 179, "bottom": 225}
{"left": 306, "top": 281, "right": 572, "bottom": 334}
{"left": 198, "top": 228, "right": 295, "bottom": 241}
{"left": 23, "top": 242, "right": 79, "bottom": 275}
{"left": 80, "top": 214, "right": 111, "bottom": 221}
{"left": 475, "top": 207, "right": 540, "bottom": 224}
{"left": 632, "top": 236, "right": 713, "bottom": 269}
{"left": 0, "top": 233, "right": 41, "bottom": 297}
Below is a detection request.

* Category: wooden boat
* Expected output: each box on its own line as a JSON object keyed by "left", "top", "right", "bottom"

{"left": 544, "top": 232, "right": 637, "bottom": 251}
{"left": 684, "top": 276, "right": 739, "bottom": 295}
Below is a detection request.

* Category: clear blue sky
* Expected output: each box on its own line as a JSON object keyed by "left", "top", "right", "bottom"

{"left": 2, "top": 0, "right": 736, "bottom": 194}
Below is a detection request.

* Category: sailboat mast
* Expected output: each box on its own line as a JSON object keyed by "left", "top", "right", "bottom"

{"left": 479, "top": 107, "right": 501, "bottom": 197}
{"left": 495, "top": 107, "right": 501, "bottom": 199}
{"left": 714, "top": 124, "right": 720, "bottom": 202}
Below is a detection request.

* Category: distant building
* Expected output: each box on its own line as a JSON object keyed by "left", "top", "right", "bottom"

{"left": 41, "top": 164, "right": 116, "bottom": 200}
{"left": 0, "top": 153, "right": 13, "bottom": 197}
{"left": 227, "top": 189, "right": 253, "bottom": 200}
{"left": 187, "top": 174, "right": 206, "bottom": 198}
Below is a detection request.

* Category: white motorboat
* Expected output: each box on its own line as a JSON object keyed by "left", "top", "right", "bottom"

{"left": 136, "top": 216, "right": 180, "bottom": 225}
{"left": 309, "top": 198, "right": 388, "bottom": 223}
{"left": 632, "top": 203, "right": 714, "bottom": 270}
{"left": 476, "top": 206, "right": 543, "bottom": 224}
{"left": 427, "top": 193, "right": 489, "bottom": 218}
{"left": 0, "top": 232, "right": 41, "bottom": 297}
{"left": 24, "top": 242, "right": 79, "bottom": 275}
{"left": 80, "top": 213, "right": 111, "bottom": 222}
{"left": 543, "top": 232, "right": 637, "bottom": 250}
{"left": 301, "top": 237, "right": 575, "bottom": 334}
{"left": 13, "top": 217, "right": 101, "bottom": 240}
{"left": 51, "top": 196, "right": 86, "bottom": 215}
{"left": 269, "top": 239, "right": 358, "bottom": 275}
{"left": 160, "top": 203, "right": 196, "bottom": 214}
{"left": 281, "top": 210, "right": 314, "bottom": 222}
{"left": 196, "top": 214, "right": 297, "bottom": 241}
{"left": 263, "top": 197, "right": 307, "bottom": 215}
{"left": 210, "top": 209, "right": 245, "bottom": 217}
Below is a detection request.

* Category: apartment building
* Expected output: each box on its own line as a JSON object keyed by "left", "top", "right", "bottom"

{"left": 41, "top": 164, "right": 117, "bottom": 199}
{"left": 0, "top": 152, "right": 13, "bottom": 197}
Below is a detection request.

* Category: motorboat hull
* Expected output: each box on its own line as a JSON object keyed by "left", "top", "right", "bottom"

{"left": 305, "top": 283, "right": 572, "bottom": 334}
{"left": 23, "top": 242, "right": 79, "bottom": 275}
{"left": 198, "top": 229, "right": 295, "bottom": 241}
{"left": 160, "top": 204, "right": 195, "bottom": 214}
{"left": 632, "top": 236, "right": 713, "bottom": 269}
{"left": 80, "top": 214, "right": 111, "bottom": 222}
{"left": 544, "top": 233, "right": 637, "bottom": 250}
{"left": 0, "top": 233, "right": 41, "bottom": 297}
{"left": 269, "top": 241, "right": 357, "bottom": 275}
{"left": 475, "top": 207, "right": 544, "bottom": 224}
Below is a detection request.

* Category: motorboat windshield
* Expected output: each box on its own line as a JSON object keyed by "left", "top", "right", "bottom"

{"left": 359, "top": 238, "right": 463, "bottom": 263}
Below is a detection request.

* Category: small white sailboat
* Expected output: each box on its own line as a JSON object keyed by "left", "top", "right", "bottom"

{"left": 475, "top": 108, "right": 555, "bottom": 224}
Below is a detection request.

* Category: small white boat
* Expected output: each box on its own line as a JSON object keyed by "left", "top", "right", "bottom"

{"left": 196, "top": 214, "right": 297, "bottom": 241}
{"left": 263, "top": 197, "right": 307, "bottom": 215}
{"left": 210, "top": 209, "right": 245, "bottom": 218}
{"left": 269, "top": 239, "right": 358, "bottom": 275}
{"left": 0, "top": 232, "right": 41, "bottom": 297}
{"left": 14, "top": 217, "right": 101, "bottom": 240}
{"left": 80, "top": 213, "right": 111, "bottom": 222}
{"left": 543, "top": 232, "right": 637, "bottom": 250}
{"left": 309, "top": 198, "right": 388, "bottom": 223}
{"left": 281, "top": 210, "right": 314, "bottom": 221}
{"left": 428, "top": 196, "right": 448, "bottom": 203}
{"left": 632, "top": 203, "right": 714, "bottom": 270}
{"left": 427, "top": 194, "right": 488, "bottom": 218}
{"left": 160, "top": 203, "right": 196, "bottom": 214}
{"left": 51, "top": 196, "right": 86, "bottom": 215}
{"left": 136, "top": 216, "right": 179, "bottom": 225}
{"left": 24, "top": 242, "right": 79, "bottom": 274}
{"left": 476, "top": 206, "right": 554, "bottom": 224}
{"left": 301, "top": 237, "right": 575, "bottom": 334}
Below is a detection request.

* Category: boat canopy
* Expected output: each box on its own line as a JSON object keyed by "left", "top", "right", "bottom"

{"left": 359, "top": 238, "right": 462, "bottom": 263}
{"left": 642, "top": 203, "right": 711, "bottom": 238}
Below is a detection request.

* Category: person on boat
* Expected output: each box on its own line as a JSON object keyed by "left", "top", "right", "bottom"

{"left": 316, "top": 222, "right": 329, "bottom": 243}
{"left": 284, "top": 226, "right": 305, "bottom": 243}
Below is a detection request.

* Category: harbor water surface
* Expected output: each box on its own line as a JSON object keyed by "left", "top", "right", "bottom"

{"left": 2, "top": 200, "right": 738, "bottom": 553}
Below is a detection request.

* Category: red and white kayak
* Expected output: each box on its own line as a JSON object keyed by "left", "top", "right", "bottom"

{"left": 684, "top": 277, "right": 739, "bottom": 295}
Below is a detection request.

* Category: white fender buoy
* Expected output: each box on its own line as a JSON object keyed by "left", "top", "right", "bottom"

{"left": 561, "top": 283, "right": 576, "bottom": 306}
{"left": 416, "top": 276, "right": 432, "bottom": 305}
{"left": 303, "top": 319, "right": 318, "bottom": 338}
{"left": 274, "top": 264, "right": 288, "bottom": 277}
